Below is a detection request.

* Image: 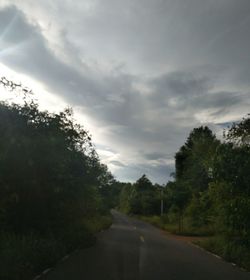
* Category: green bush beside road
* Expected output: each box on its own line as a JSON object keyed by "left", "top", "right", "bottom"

{"left": 0, "top": 214, "right": 112, "bottom": 280}
{"left": 195, "top": 236, "right": 250, "bottom": 271}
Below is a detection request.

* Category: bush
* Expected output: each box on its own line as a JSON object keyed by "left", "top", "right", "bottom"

{"left": 0, "top": 232, "right": 66, "bottom": 280}
{"left": 196, "top": 236, "right": 250, "bottom": 271}
{"left": 0, "top": 214, "right": 113, "bottom": 280}
{"left": 83, "top": 214, "right": 113, "bottom": 234}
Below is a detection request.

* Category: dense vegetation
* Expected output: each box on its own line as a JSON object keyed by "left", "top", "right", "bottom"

{"left": 119, "top": 175, "right": 162, "bottom": 215}
{"left": 119, "top": 118, "right": 250, "bottom": 270}
{"left": 0, "top": 79, "right": 121, "bottom": 279}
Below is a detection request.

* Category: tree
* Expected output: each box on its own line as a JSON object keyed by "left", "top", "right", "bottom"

{"left": 210, "top": 129, "right": 250, "bottom": 241}
{"left": 0, "top": 99, "right": 113, "bottom": 236}
{"left": 169, "top": 126, "right": 221, "bottom": 230}
{"left": 118, "top": 175, "right": 160, "bottom": 216}
{"left": 0, "top": 78, "right": 119, "bottom": 279}
{"left": 225, "top": 114, "right": 250, "bottom": 146}
{"left": 175, "top": 126, "right": 219, "bottom": 193}
{"left": 165, "top": 181, "right": 190, "bottom": 232}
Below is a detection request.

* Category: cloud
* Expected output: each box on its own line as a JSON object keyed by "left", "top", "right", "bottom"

{"left": 113, "top": 162, "right": 174, "bottom": 185}
{"left": 144, "top": 152, "right": 167, "bottom": 161}
{"left": 0, "top": 1, "right": 250, "bottom": 183}
{"left": 109, "top": 160, "right": 126, "bottom": 167}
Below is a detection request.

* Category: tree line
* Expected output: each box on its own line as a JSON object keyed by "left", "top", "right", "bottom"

{"left": 119, "top": 116, "right": 250, "bottom": 268}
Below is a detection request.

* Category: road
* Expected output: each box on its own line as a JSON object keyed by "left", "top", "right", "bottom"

{"left": 41, "top": 210, "right": 250, "bottom": 280}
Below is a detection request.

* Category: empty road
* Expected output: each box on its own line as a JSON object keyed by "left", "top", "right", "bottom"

{"left": 41, "top": 210, "right": 250, "bottom": 280}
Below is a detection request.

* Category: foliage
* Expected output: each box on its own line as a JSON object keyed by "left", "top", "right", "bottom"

{"left": 0, "top": 232, "right": 66, "bottom": 280}
{"left": 0, "top": 86, "right": 118, "bottom": 279}
{"left": 175, "top": 126, "right": 219, "bottom": 192}
{"left": 119, "top": 175, "right": 162, "bottom": 216}
{"left": 225, "top": 115, "right": 250, "bottom": 146}
{"left": 196, "top": 236, "right": 250, "bottom": 271}
{"left": 209, "top": 144, "right": 250, "bottom": 241}
{"left": 0, "top": 100, "right": 105, "bottom": 234}
{"left": 161, "top": 126, "right": 219, "bottom": 232}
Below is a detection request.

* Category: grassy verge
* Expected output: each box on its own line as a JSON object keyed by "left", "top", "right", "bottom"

{"left": 139, "top": 215, "right": 250, "bottom": 271}
{"left": 195, "top": 236, "right": 250, "bottom": 271}
{"left": 83, "top": 213, "right": 113, "bottom": 234}
{"left": 138, "top": 215, "right": 213, "bottom": 236}
{"left": 0, "top": 214, "right": 113, "bottom": 280}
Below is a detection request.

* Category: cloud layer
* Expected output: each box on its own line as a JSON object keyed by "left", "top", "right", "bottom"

{"left": 0, "top": 1, "right": 250, "bottom": 183}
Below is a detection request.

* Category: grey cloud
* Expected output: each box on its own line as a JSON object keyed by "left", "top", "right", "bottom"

{"left": 0, "top": 7, "right": 109, "bottom": 107}
{"left": 114, "top": 162, "right": 174, "bottom": 185}
{"left": 152, "top": 72, "right": 212, "bottom": 97}
{"left": 216, "top": 121, "right": 235, "bottom": 129}
{"left": 1, "top": 1, "right": 250, "bottom": 183}
{"left": 144, "top": 152, "right": 166, "bottom": 161}
{"left": 0, "top": 7, "right": 144, "bottom": 128}
{"left": 0, "top": 6, "right": 34, "bottom": 43}
{"left": 193, "top": 91, "right": 249, "bottom": 110}
{"left": 75, "top": 0, "right": 250, "bottom": 82}
{"left": 109, "top": 160, "right": 126, "bottom": 167}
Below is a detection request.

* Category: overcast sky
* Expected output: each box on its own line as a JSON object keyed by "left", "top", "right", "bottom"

{"left": 0, "top": 0, "right": 250, "bottom": 184}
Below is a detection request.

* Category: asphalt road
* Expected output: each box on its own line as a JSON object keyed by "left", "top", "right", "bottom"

{"left": 41, "top": 210, "right": 250, "bottom": 280}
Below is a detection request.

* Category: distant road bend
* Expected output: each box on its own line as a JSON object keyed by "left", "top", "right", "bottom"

{"left": 42, "top": 210, "right": 250, "bottom": 280}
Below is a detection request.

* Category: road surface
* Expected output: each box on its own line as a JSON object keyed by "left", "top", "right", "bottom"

{"left": 41, "top": 210, "right": 250, "bottom": 280}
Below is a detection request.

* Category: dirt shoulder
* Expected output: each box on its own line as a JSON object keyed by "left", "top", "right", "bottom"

{"left": 160, "top": 229, "right": 209, "bottom": 243}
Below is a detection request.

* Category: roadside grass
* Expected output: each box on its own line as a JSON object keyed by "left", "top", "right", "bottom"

{"left": 138, "top": 215, "right": 250, "bottom": 272}
{"left": 138, "top": 215, "right": 213, "bottom": 236}
{"left": 0, "top": 214, "right": 113, "bottom": 280}
{"left": 83, "top": 213, "right": 113, "bottom": 234}
{"left": 194, "top": 236, "right": 250, "bottom": 271}
{"left": 0, "top": 232, "right": 67, "bottom": 280}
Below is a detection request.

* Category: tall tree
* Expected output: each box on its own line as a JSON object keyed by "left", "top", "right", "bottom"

{"left": 175, "top": 126, "right": 219, "bottom": 193}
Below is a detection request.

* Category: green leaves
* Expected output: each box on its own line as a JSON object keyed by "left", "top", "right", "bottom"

{"left": 167, "top": 118, "right": 250, "bottom": 238}
{"left": 119, "top": 175, "right": 162, "bottom": 215}
{"left": 0, "top": 99, "right": 114, "bottom": 235}
{"left": 225, "top": 115, "right": 250, "bottom": 147}
{"left": 175, "top": 126, "right": 219, "bottom": 193}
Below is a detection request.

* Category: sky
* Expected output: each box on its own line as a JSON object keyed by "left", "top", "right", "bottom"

{"left": 0, "top": 0, "right": 250, "bottom": 184}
